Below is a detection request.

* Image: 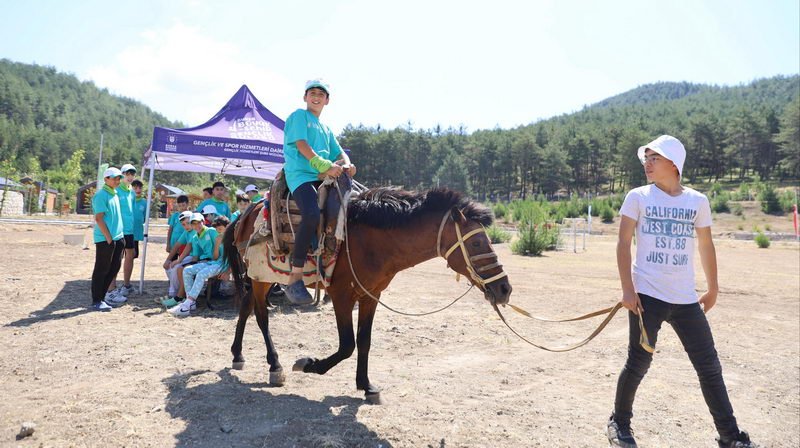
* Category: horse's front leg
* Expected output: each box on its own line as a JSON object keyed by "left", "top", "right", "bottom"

{"left": 355, "top": 297, "right": 382, "bottom": 404}
{"left": 231, "top": 286, "right": 254, "bottom": 370}
{"left": 293, "top": 293, "right": 355, "bottom": 375}
{"left": 252, "top": 281, "right": 285, "bottom": 386}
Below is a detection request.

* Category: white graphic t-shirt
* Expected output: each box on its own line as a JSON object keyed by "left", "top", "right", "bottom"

{"left": 619, "top": 185, "right": 713, "bottom": 304}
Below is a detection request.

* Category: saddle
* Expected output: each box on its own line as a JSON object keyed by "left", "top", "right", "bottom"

{"left": 265, "top": 169, "right": 353, "bottom": 259}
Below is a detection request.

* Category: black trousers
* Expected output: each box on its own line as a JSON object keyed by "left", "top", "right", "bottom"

{"left": 91, "top": 239, "right": 125, "bottom": 303}
{"left": 613, "top": 293, "right": 740, "bottom": 440}
{"left": 290, "top": 181, "right": 321, "bottom": 268}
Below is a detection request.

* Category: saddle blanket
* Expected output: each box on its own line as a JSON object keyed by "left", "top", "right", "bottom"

{"left": 245, "top": 209, "right": 339, "bottom": 287}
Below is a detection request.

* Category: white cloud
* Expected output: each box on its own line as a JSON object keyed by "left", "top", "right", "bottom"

{"left": 85, "top": 22, "right": 296, "bottom": 126}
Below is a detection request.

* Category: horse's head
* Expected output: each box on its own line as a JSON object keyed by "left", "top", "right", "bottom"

{"left": 438, "top": 206, "right": 512, "bottom": 306}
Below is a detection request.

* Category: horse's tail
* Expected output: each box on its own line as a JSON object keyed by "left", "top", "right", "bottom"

{"left": 223, "top": 220, "right": 247, "bottom": 307}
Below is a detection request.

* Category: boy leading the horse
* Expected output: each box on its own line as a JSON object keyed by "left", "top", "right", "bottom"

{"left": 608, "top": 135, "right": 757, "bottom": 448}
{"left": 282, "top": 78, "right": 356, "bottom": 305}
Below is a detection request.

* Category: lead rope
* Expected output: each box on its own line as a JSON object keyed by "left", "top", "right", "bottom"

{"left": 492, "top": 302, "right": 654, "bottom": 353}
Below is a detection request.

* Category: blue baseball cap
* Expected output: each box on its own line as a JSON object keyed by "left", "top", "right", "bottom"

{"left": 304, "top": 79, "right": 330, "bottom": 95}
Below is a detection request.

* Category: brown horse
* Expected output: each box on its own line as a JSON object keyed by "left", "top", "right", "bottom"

{"left": 223, "top": 187, "right": 512, "bottom": 403}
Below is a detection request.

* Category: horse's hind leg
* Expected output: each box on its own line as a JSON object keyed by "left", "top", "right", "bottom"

{"left": 231, "top": 287, "right": 254, "bottom": 370}
{"left": 293, "top": 294, "right": 356, "bottom": 375}
{"left": 252, "top": 281, "right": 285, "bottom": 386}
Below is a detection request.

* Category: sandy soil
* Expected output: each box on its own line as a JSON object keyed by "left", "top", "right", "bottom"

{"left": 0, "top": 218, "right": 798, "bottom": 447}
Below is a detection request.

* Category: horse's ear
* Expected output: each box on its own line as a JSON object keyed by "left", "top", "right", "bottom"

{"left": 450, "top": 206, "right": 467, "bottom": 224}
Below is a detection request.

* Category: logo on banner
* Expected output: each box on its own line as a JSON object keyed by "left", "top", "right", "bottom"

{"left": 165, "top": 134, "right": 178, "bottom": 152}
{"left": 228, "top": 117, "right": 276, "bottom": 141}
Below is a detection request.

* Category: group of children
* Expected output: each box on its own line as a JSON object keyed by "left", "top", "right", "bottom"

{"left": 156, "top": 181, "right": 264, "bottom": 316}
{"left": 90, "top": 173, "right": 265, "bottom": 316}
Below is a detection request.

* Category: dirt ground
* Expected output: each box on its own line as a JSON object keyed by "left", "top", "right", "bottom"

{"left": 0, "top": 215, "right": 798, "bottom": 447}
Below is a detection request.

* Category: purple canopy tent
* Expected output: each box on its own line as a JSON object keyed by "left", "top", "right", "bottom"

{"left": 138, "top": 85, "right": 287, "bottom": 293}
{"left": 145, "top": 84, "right": 286, "bottom": 179}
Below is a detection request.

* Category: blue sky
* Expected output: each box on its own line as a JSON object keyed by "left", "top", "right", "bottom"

{"left": 1, "top": 0, "right": 798, "bottom": 134}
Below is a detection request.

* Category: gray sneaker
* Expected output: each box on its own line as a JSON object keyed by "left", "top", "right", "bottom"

{"left": 607, "top": 414, "right": 637, "bottom": 447}
{"left": 284, "top": 280, "right": 313, "bottom": 305}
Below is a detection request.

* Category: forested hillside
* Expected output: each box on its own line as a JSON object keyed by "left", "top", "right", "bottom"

{"left": 1, "top": 58, "right": 798, "bottom": 206}
{"left": 341, "top": 76, "right": 799, "bottom": 200}
{"left": 0, "top": 59, "right": 186, "bottom": 204}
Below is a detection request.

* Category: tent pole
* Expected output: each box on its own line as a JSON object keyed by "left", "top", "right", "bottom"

{"left": 139, "top": 159, "right": 156, "bottom": 294}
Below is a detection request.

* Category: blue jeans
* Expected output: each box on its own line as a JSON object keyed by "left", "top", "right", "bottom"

{"left": 290, "top": 181, "right": 320, "bottom": 268}
{"left": 613, "top": 293, "right": 740, "bottom": 440}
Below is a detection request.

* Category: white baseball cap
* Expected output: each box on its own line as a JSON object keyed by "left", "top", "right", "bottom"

{"left": 638, "top": 135, "right": 686, "bottom": 178}
{"left": 103, "top": 167, "right": 123, "bottom": 178}
{"left": 244, "top": 184, "right": 258, "bottom": 193}
{"left": 190, "top": 213, "right": 205, "bottom": 223}
{"left": 120, "top": 163, "right": 137, "bottom": 174}
{"left": 178, "top": 210, "right": 193, "bottom": 221}
{"left": 201, "top": 204, "right": 218, "bottom": 215}
{"left": 304, "top": 78, "right": 330, "bottom": 95}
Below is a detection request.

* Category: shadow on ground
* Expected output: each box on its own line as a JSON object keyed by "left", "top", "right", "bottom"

{"left": 163, "top": 368, "right": 393, "bottom": 448}
{"left": 5, "top": 279, "right": 326, "bottom": 328}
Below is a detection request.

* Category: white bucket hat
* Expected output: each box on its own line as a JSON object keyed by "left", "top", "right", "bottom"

{"left": 190, "top": 213, "right": 205, "bottom": 223}
{"left": 638, "top": 135, "right": 686, "bottom": 178}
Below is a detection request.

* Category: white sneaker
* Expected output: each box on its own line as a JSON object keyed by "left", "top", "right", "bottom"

{"left": 118, "top": 284, "right": 134, "bottom": 296}
{"left": 104, "top": 291, "right": 128, "bottom": 306}
{"left": 169, "top": 301, "right": 196, "bottom": 317}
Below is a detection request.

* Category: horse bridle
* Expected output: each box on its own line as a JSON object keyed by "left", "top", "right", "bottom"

{"left": 436, "top": 210, "right": 508, "bottom": 292}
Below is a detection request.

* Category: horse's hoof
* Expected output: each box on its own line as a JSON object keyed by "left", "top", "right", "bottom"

{"left": 232, "top": 361, "right": 245, "bottom": 370}
{"left": 269, "top": 369, "right": 286, "bottom": 386}
{"left": 292, "top": 357, "right": 313, "bottom": 372}
{"left": 365, "top": 391, "right": 383, "bottom": 405}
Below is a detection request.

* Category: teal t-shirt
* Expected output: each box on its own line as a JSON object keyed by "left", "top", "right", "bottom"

{"left": 190, "top": 226, "right": 219, "bottom": 261}
{"left": 283, "top": 108, "right": 343, "bottom": 193}
{"left": 209, "top": 239, "right": 228, "bottom": 270}
{"left": 168, "top": 212, "right": 187, "bottom": 248}
{"left": 196, "top": 198, "right": 231, "bottom": 218}
{"left": 92, "top": 185, "right": 124, "bottom": 243}
{"left": 133, "top": 196, "right": 147, "bottom": 241}
{"left": 230, "top": 210, "right": 241, "bottom": 223}
{"left": 116, "top": 184, "right": 135, "bottom": 235}
{"left": 177, "top": 228, "right": 196, "bottom": 247}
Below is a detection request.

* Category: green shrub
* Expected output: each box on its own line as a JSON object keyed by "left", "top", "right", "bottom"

{"left": 710, "top": 195, "right": 730, "bottom": 213}
{"left": 512, "top": 221, "right": 559, "bottom": 256}
{"left": 759, "top": 185, "right": 781, "bottom": 214}
{"left": 709, "top": 183, "right": 723, "bottom": 196}
{"left": 601, "top": 207, "right": 615, "bottom": 223}
{"left": 778, "top": 190, "right": 797, "bottom": 214}
{"left": 765, "top": 224, "right": 772, "bottom": 231}
{"left": 737, "top": 224, "right": 744, "bottom": 231}
{"left": 754, "top": 232, "right": 770, "bottom": 249}
{"left": 731, "top": 182, "right": 751, "bottom": 201}
{"left": 731, "top": 203, "right": 743, "bottom": 216}
{"left": 486, "top": 224, "right": 512, "bottom": 244}
{"left": 492, "top": 203, "right": 508, "bottom": 220}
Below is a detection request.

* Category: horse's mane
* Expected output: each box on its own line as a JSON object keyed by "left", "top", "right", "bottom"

{"left": 347, "top": 187, "right": 493, "bottom": 229}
